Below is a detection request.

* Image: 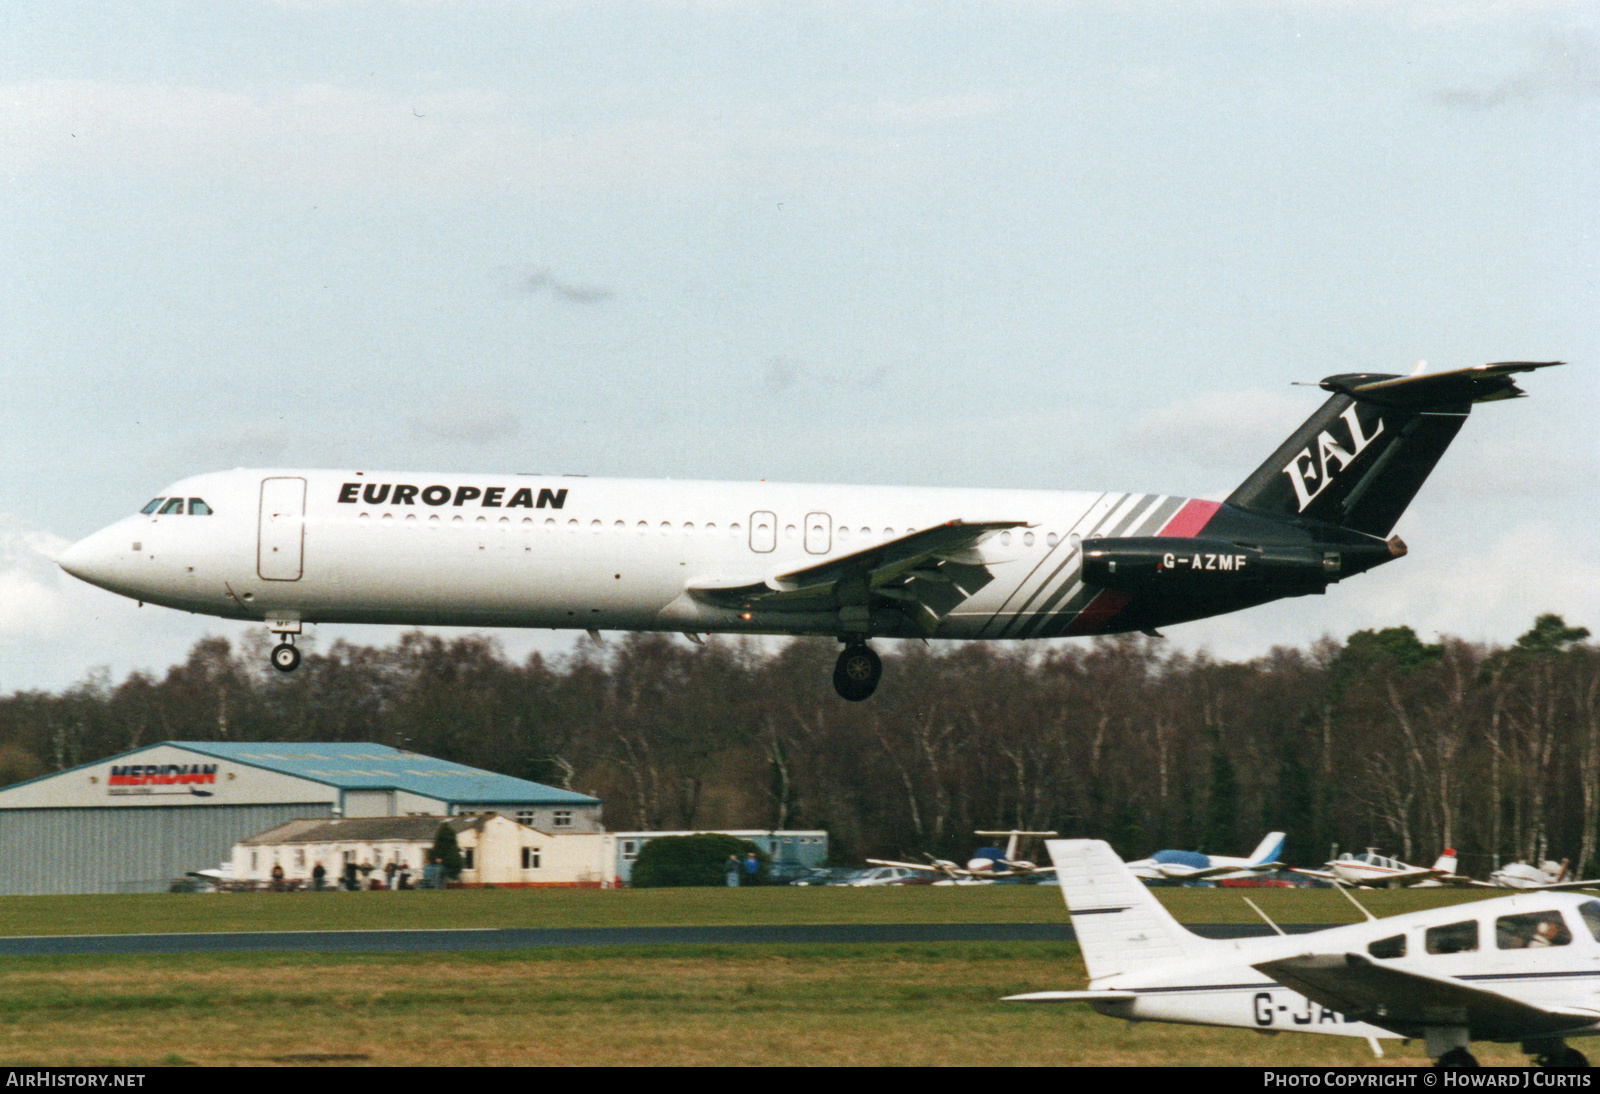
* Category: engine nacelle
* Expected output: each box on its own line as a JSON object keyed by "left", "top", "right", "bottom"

{"left": 1080, "top": 537, "right": 1337, "bottom": 594}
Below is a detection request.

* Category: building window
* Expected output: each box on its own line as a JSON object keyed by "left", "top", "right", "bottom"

{"left": 522, "top": 847, "right": 541, "bottom": 870}
{"left": 294, "top": 849, "right": 305, "bottom": 868}
{"left": 621, "top": 840, "right": 639, "bottom": 861}
{"left": 462, "top": 848, "right": 474, "bottom": 870}
{"left": 250, "top": 851, "right": 258, "bottom": 871}
{"left": 553, "top": 810, "right": 573, "bottom": 828}
{"left": 516, "top": 811, "right": 535, "bottom": 827}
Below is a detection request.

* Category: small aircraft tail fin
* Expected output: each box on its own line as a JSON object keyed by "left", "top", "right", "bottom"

{"left": 1225, "top": 362, "right": 1560, "bottom": 537}
{"left": 1249, "top": 831, "right": 1287, "bottom": 867}
{"left": 1433, "top": 848, "right": 1459, "bottom": 875}
{"left": 1046, "top": 839, "right": 1217, "bottom": 983}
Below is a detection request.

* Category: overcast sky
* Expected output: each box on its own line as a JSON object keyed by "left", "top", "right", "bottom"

{"left": 2, "top": 1, "right": 1596, "bottom": 693}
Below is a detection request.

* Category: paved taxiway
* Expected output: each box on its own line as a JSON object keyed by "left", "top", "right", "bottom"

{"left": 0, "top": 922, "right": 1334, "bottom": 956}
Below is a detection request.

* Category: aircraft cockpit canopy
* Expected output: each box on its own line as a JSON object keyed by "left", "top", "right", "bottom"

{"left": 141, "top": 498, "right": 213, "bottom": 516}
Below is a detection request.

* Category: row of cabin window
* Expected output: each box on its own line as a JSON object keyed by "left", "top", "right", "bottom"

{"left": 1365, "top": 903, "right": 1600, "bottom": 959}
{"left": 141, "top": 497, "right": 213, "bottom": 516}
{"left": 357, "top": 512, "right": 1062, "bottom": 550}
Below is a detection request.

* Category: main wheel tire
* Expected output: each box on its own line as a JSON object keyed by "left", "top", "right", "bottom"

{"left": 1435, "top": 1048, "right": 1479, "bottom": 1069}
{"left": 832, "top": 645, "right": 882, "bottom": 702}
{"left": 271, "top": 643, "right": 301, "bottom": 673}
{"left": 1559, "top": 1048, "right": 1590, "bottom": 1069}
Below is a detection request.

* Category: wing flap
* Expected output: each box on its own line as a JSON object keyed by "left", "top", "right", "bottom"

{"left": 1255, "top": 953, "right": 1598, "bottom": 1039}
{"left": 686, "top": 519, "right": 1026, "bottom": 632}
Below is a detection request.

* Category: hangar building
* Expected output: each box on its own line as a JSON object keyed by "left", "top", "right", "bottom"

{"left": 0, "top": 741, "right": 601, "bottom": 895}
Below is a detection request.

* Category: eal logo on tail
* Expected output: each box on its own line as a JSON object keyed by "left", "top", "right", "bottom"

{"left": 1281, "top": 406, "right": 1384, "bottom": 511}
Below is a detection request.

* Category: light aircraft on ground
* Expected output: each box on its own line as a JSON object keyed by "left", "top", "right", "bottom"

{"left": 1007, "top": 838, "right": 1600, "bottom": 1067}
{"left": 1126, "top": 831, "right": 1286, "bottom": 883}
{"left": 57, "top": 362, "right": 1559, "bottom": 700}
{"left": 1487, "top": 860, "right": 1600, "bottom": 892}
{"left": 1293, "top": 848, "right": 1470, "bottom": 888}
{"left": 867, "top": 829, "right": 1058, "bottom": 883}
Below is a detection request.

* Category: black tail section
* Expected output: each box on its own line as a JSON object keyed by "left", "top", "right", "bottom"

{"left": 1225, "top": 362, "right": 1561, "bottom": 537}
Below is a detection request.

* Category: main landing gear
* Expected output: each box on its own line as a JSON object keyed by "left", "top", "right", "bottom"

{"left": 270, "top": 639, "right": 301, "bottom": 673}
{"left": 832, "top": 643, "right": 882, "bottom": 702}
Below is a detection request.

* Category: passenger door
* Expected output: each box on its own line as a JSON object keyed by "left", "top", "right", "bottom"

{"left": 749, "top": 511, "right": 776, "bottom": 553}
{"left": 804, "top": 512, "right": 831, "bottom": 554}
{"left": 258, "top": 477, "right": 306, "bottom": 581}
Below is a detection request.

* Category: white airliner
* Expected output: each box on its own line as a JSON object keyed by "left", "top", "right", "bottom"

{"left": 1008, "top": 839, "right": 1600, "bottom": 1067}
{"left": 57, "top": 362, "right": 1558, "bottom": 699}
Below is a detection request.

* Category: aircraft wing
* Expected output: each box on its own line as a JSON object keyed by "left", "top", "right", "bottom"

{"left": 687, "top": 519, "right": 1027, "bottom": 635}
{"left": 1289, "top": 868, "right": 1338, "bottom": 882}
{"left": 1004, "top": 990, "right": 1134, "bottom": 1003}
{"left": 1166, "top": 862, "right": 1283, "bottom": 881}
{"left": 865, "top": 858, "right": 954, "bottom": 876}
{"left": 1254, "top": 953, "right": 1600, "bottom": 1041}
{"left": 1382, "top": 868, "right": 1450, "bottom": 887}
{"left": 1509, "top": 878, "right": 1600, "bottom": 892}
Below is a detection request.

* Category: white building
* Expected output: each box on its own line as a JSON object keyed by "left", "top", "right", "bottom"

{"left": 235, "top": 813, "right": 611, "bottom": 888}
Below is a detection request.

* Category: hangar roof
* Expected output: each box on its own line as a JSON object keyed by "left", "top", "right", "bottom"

{"left": 165, "top": 742, "right": 600, "bottom": 806}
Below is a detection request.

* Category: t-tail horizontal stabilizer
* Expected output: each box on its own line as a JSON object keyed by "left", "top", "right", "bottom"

{"left": 1227, "top": 361, "right": 1562, "bottom": 537}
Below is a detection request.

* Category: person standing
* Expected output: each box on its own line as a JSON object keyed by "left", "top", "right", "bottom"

{"left": 311, "top": 862, "right": 326, "bottom": 892}
{"left": 269, "top": 862, "right": 286, "bottom": 892}
{"left": 743, "top": 852, "right": 760, "bottom": 886}
{"left": 725, "top": 855, "right": 740, "bottom": 888}
{"left": 384, "top": 860, "right": 398, "bottom": 891}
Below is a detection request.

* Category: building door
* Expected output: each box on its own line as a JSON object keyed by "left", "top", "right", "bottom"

{"left": 258, "top": 477, "right": 306, "bottom": 581}
{"left": 804, "top": 512, "right": 831, "bottom": 554}
{"left": 749, "top": 511, "right": 776, "bottom": 553}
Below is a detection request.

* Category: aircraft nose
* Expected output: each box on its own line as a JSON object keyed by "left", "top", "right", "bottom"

{"left": 57, "top": 528, "right": 120, "bottom": 588}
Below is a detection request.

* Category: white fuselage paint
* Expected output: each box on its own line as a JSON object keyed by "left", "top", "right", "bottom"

{"left": 1084, "top": 893, "right": 1600, "bottom": 1042}
{"left": 59, "top": 469, "right": 1183, "bottom": 640}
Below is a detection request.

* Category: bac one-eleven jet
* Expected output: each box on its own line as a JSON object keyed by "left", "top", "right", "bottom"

{"left": 58, "top": 362, "right": 1558, "bottom": 701}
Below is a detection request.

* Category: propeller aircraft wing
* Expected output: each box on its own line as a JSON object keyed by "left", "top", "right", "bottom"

{"left": 1255, "top": 952, "right": 1600, "bottom": 1041}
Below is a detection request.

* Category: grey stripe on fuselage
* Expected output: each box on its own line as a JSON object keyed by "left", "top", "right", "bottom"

{"left": 1014, "top": 493, "right": 1182, "bottom": 639}
{"left": 988, "top": 493, "right": 1142, "bottom": 638}
{"left": 977, "top": 493, "right": 1120, "bottom": 638}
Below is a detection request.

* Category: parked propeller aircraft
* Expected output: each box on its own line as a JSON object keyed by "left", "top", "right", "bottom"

{"left": 1126, "top": 832, "right": 1287, "bottom": 883}
{"left": 1488, "top": 861, "right": 1600, "bottom": 892}
{"left": 1294, "top": 849, "right": 1470, "bottom": 888}
{"left": 867, "top": 829, "right": 1059, "bottom": 883}
{"left": 1008, "top": 839, "right": 1600, "bottom": 1067}
{"left": 57, "top": 362, "right": 1558, "bottom": 700}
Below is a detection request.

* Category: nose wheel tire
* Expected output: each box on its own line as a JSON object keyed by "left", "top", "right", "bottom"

{"left": 832, "top": 644, "right": 882, "bottom": 702}
{"left": 1435, "top": 1048, "right": 1479, "bottom": 1069}
{"left": 270, "top": 643, "right": 301, "bottom": 673}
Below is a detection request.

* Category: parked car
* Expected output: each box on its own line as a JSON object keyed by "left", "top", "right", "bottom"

{"left": 840, "top": 866, "right": 932, "bottom": 887}
{"left": 790, "top": 867, "right": 860, "bottom": 886}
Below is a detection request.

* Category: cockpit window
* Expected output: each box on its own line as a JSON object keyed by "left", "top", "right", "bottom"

{"left": 1579, "top": 901, "right": 1600, "bottom": 943}
{"left": 157, "top": 498, "right": 185, "bottom": 516}
{"left": 140, "top": 498, "right": 164, "bottom": 515}
{"left": 1496, "top": 911, "right": 1571, "bottom": 949}
{"left": 188, "top": 499, "right": 212, "bottom": 516}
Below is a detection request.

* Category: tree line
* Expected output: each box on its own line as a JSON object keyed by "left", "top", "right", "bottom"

{"left": 1, "top": 615, "right": 1595, "bottom": 875}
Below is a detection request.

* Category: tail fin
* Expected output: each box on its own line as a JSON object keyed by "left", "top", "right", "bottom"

{"left": 1249, "top": 831, "right": 1287, "bottom": 867}
{"left": 1046, "top": 839, "right": 1216, "bottom": 983}
{"left": 1226, "top": 362, "right": 1560, "bottom": 537}
{"left": 1433, "top": 849, "right": 1458, "bottom": 875}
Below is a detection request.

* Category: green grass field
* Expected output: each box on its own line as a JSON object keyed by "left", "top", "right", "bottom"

{"left": 0, "top": 886, "right": 1542, "bottom": 1066}
{"left": 0, "top": 883, "right": 1509, "bottom": 936}
{"left": 0, "top": 943, "right": 1533, "bottom": 1067}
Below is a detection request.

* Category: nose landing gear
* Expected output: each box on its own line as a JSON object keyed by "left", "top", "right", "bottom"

{"left": 270, "top": 639, "right": 300, "bottom": 673}
{"left": 832, "top": 643, "right": 882, "bottom": 702}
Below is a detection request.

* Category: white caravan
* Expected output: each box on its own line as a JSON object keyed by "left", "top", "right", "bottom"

{"left": 57, "top": 362, "right": 1557, "bottom": 699}
{"left": 1008, "top": 839, "right": 1600, "bottom": 1067}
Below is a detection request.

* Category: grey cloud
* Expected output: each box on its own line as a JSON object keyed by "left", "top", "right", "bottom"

{"left": 407, "top": 406, "right": 522, "bottom": 445}
{"left": 761, "top": 356, "right": 892, "bottom": 393}
{"left": 1434, "top": 33, "right": 1600, "bottom": 110}
{"left": 524, "top": 268, "right": 614, "bottom": 305}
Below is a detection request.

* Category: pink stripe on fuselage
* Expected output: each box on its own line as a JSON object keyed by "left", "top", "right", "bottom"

{"left": 1157, "top": 498, "right": 1220, "bottom": 538}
